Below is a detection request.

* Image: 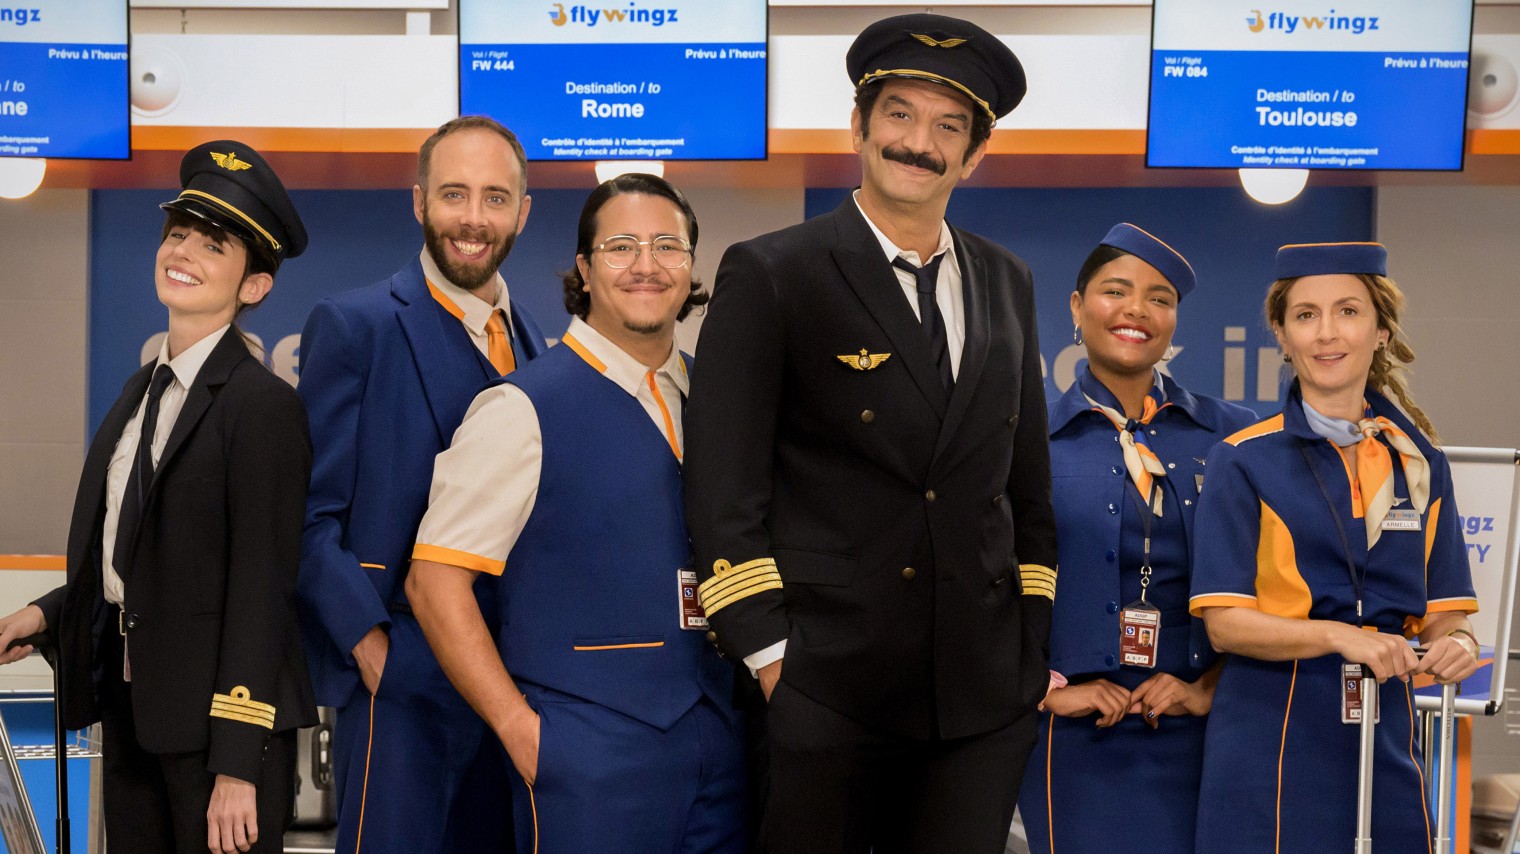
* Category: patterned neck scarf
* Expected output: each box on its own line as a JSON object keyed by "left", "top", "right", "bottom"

{"left": 1354, "top": 404, "right": 1430, "bottom": 549}
{"left": 1081, "top": 369, "right": 1171, "bottom": 516}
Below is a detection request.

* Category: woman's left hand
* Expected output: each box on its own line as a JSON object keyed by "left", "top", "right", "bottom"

{"left": 206, "top": 774, "right": 258, "bottom": 853}
{"left": 1418, "top": 633, "right": 1481, "bottom": 685}
{"left": 1127, "top": 672, "right": 1216, "bottom": 726}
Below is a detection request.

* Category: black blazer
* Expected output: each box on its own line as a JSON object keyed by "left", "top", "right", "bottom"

{"left": 35, "top": 329, "right": 317, "bottom": 784}
{"left": 684, "top": 198, "right": 1058, "bottom": 741}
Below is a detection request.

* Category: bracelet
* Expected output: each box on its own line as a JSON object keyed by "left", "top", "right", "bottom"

{"left": 1447, "top": 628, "right": 1479, "bottom": 657}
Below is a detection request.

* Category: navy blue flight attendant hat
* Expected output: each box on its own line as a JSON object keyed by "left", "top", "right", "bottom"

{"left": 160, "top": 140, "right": 309, "bottom": 266}
{"left": 846, "top": 13, "right": 1026, "bottom": 120}
{"left": 1274, "top": 242, "right": 1387, "bottom": 279}
{"left": 1098, "top": 223, "right": 1196, "bottom": 301}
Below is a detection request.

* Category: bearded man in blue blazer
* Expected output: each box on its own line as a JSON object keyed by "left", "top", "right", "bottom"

{"left": 295, "top": 115, "right": 547, "bottom": 853}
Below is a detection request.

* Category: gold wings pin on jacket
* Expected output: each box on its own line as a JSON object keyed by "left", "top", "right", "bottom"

{"left": 838, "top": 349, "right": 891, "bottom": 371}
{"left": 210, "top": 151, "right": 253, "bottom": 171}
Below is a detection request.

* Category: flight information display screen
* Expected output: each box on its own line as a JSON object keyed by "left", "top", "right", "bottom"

{"left": 0, "top": 0, "right": 129, "bottom": 159}
{"left": 460, "top": 1, "right": 768, "bottom": 161}
{"left": 1148, "top": 0, "right": 1474, "bottom": 170}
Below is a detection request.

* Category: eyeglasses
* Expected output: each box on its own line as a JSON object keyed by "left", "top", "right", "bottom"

{"left": 592, "top": 236, "right": 692, "bottom": 270}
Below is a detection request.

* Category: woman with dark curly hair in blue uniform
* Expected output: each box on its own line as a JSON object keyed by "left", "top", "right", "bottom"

{"left": 1190, "top": 242, "right": 1481, "bottom": 854}
{"left": 1019, "top": 224, "right": 1255, "bottom": 853}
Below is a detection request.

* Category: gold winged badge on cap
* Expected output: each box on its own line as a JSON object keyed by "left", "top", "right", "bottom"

{"left": 838, "top": 349, "right": 891, "bottom": 371}
{"left": 210, "top": 151, "right": 253, "bottom": 172}
{"left": 910, "top": 33, "right": 968, "bottom": 49}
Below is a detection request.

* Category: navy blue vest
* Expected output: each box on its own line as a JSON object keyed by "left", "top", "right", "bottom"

{"left": 492, "top": 343, "right": 733, "bottom": 730}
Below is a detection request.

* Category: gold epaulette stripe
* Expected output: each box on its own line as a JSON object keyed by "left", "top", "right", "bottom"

{"left": 703, "top": 578, "right": 784, "bottom": 617}
{"left": 209, "top": 686, "right": 276, "bottom": 730}
{"left": 698, "top": 563, "right": 781, "bottom": 602}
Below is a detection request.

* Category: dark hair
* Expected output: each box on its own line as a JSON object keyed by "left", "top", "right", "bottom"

{"left": 160, "top": 209, "right": 279, "bottom": 355}
{"left": 1073, "top": 244, "right": 1130, "bottom": 296}
{"left": 854, "top": 81, "right": 994, "bottom": 163}
{"left": 418, "top": 115, "right": 528, "bottom": 193}
{"left": 561, "top": 173, "right": 708, "bottom": 322}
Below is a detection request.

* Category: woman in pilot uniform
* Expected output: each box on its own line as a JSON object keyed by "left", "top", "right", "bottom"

{"left": 0, "top": 141, "right": 317, "bottom": 854}
{"left": 1018, "top": 224, "right": 1256, "bottom": 853}
{"left": 1189, "top": 242, "right": 1480, "bottom": 853}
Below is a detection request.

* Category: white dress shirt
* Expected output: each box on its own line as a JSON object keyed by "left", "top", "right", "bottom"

{"left": 101, "top": 325, "right": 232, "bottom": 606}
{"left": 414, "top": 317, "right": 688, "bottom": 576}
{"left": 419, "top": 248, "right": 516, "bottom": 359}
{"left": 853, "top": 190, "right": 966, "bottom": 378}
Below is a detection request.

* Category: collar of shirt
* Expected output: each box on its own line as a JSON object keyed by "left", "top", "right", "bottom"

{"left": 1050, "top": 365, "right": 1218, "bottom": 436}
{"left": 563, "top": 316, "right": 688, "bottom": 398}
{"left": 154, "top": 324, "right": 232, "bottom": 390}
{"left": 419, "top": 248, "right": 512, "bottom": 336}
{"left": 852, "top": 189, "right": 955, "bottom": 268}
{"left": 1300, "top": 398, "right": 1365, "bottom": 448}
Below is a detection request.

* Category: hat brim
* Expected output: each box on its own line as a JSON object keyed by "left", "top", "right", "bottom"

{"left": 857, "top": 69, "right": 995, "bottom": 119}
{"left": 160, "top": 196, "right": 267, "bottom": 254}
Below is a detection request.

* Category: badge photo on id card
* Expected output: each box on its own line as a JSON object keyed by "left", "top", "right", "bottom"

{"left": 1119, "top": 602, "right": 1160, "bottom": 668}
{"left": 679, "top": 569, "right": 708, "bottom": 630}
{"left": 1341, "top": 662, "right": 1380, "bottom": 724}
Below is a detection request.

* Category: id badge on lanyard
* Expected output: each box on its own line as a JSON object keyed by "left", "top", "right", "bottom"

{"left": 1118, "top": 481, "right": 1161, "bottom": 669}
{"left": 679, "top": 569, "right": 708, "bottom": 630}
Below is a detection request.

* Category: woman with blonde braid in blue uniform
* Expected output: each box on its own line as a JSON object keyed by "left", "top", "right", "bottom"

{"left": 1190, "top": 242, "right": 1481, "bottom": 854}
{"left": 1018, "top": 224, "right": 1256, "bottom": 853}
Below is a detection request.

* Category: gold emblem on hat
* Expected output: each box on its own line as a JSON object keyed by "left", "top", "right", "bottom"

{"left": 210, "top": 151, "right": 253, "bottom": 172}
{"left": 911, "top": 33, "right": 968, "bottom": 49}
{"left": 838, "top": 349, "right": 891, "bottom": 371}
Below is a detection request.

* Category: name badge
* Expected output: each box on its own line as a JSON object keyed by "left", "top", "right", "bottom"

{"left": 1341, "top": 662, "right": 1379, "bottom": 724}
{"left": 679, "top": 569, "right": 707, "bottom": 630}
{"left": 1381, "top": 508, "right": 1421, "bottom": 532}
{"left": 1119, "top": 602, "right": 1160, "bottom": 669}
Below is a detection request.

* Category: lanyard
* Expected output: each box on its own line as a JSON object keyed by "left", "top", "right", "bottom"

{"left": 1121, "top": 476, "right": 1162, "bottom": 605}
{"left": 1300, "top": 443, "right": 1366, "bottom": 627}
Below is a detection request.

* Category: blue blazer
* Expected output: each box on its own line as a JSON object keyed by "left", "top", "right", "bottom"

{"left": 296, "top": 257, "right": 547, "bottom": 707}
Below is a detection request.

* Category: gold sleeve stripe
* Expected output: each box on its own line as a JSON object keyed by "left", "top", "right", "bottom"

{"left": 1020, "top": 578, "right": 1056, "bottom": 593}
{"left": 210, "top": 686, "right": 276, "bottom": 730}
{"left": 703, "top": 578, "right": 784, "bottom": 616}
{"left": 411, "top": 543, "right": 506, "bottom": 576}
{"left": 698, "top": 557, "right": 779, "bottom": 593}
{"left": 698, "top": 564, "right": 780, "bottom": 602}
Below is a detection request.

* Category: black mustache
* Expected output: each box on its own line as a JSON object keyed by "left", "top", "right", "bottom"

{"left": 881, "top": 145, "right": 946, "bottom": 176}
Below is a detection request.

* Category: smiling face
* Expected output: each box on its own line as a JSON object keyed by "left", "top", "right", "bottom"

{"left": 414, "top": 127, "right": 531, "bottom": 293}
{"left": 575, "top": 192, "right": 692, "bottom": 346}
{"left": 1072, "top": 253, "right": 1179, "bottom": 381}
{"left": 155, "top": 221, "right": 270, "bottom": 326}
{"left": 1274, "top": 274, "right": 1389, "bottom": 405}
{"left": 852, "top": 78, "right": 986, "bottom": 215}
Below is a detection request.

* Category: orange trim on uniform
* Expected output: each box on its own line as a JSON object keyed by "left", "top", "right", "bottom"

{"left": 1257, "top": 503, "right": 1313, "bottom": 620}
{"left": 645, "top": 371, "right": 682, "bottom": 460}
{"left": 562, "top": 333, "right": 607, "bottom": 374}
{"left": 1275, "top": 661, "right": 1299, "bottom": 853}
{"left": 1424, "top": 497, "right": 1442, "bottom": 572}
{"left": 1404, "top": 683, "right": 1434, "bottom": 853}
{"left": 0, "top": 554, "right": 66, "bottom": 570}
{"left": 1045, "top": 716, "right": 1055, "bottom": 852}
{"left": 1426, "top": 597, "right": 1480, "bottom": 614}
{"left": 1188, "top": 592, "right": 1258, "bottom": 616}
{"left": 411, "top": 543, "right": 506, "bottom": 576}
{"left": 527, "top": 781, "right": 541, "bottom": 854}
{"left": 354, "top": 693, "right": 375, "bottom": 854}
{"left": 571, "top": 641, "right": 665, "bottom": 651}
{"left": 358, "top": 563, "right": 385, "bottom": 570}
{"left": 1225, "top": 414, "right": 1285, "bottom": 447}
{"left": 425, "top": 279, "right": 466, "bottom": 320}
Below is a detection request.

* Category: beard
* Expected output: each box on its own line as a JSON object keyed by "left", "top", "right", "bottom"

{"left": 422, "top": 206, "right": 516, "bottom": 292}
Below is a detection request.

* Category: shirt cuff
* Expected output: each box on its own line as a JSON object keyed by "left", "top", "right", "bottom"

{"left": 743, "top": 640, "right": 786, "bottom": 677}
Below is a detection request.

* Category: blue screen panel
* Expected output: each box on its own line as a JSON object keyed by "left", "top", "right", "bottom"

{"left": 0, "top": 0, "right": 128, "bottom": 160}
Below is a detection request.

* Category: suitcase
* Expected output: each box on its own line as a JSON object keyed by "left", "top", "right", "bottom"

{"left": 290, "top": 706, "right": 336, "bottom": 829}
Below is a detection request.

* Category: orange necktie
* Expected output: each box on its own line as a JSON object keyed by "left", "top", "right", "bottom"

{"left": 486, "top": 310, "right": 516, "bottom": 375}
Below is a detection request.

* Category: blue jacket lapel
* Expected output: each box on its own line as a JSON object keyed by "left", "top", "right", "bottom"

{"left": 392, "top": 258, "right": 493, "bottom": 446}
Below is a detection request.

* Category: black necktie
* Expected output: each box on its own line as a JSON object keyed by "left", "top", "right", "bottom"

{"left": 113, "top": 365, "right": 176, "bottom": 581}
{"left": 892, "top": 254, "right": 953, "bottom": 391}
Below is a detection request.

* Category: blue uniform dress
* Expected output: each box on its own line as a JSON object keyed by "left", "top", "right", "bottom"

{"left": 1189, "top": 384, "right": 1476, "bottom": 854}
{"left": 1019, "top": 367, "right": 1256, "bottom": 853}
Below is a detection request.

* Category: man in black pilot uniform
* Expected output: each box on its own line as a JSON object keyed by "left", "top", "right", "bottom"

{"left": 684, "top": 13, "right": 1057, "bottom": 853}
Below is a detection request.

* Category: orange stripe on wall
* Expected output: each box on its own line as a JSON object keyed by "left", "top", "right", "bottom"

{"left": 1469, "top": 129, "right": 1520, "bottom": 155}
{"left": 769, "top": 128, "right": 1148, "bottom": 156}
{"left": 0, "top": 555, "right": 65, "bottom": 570}
{"left": 132, "top": 126, "right": 432, "bottom": 154}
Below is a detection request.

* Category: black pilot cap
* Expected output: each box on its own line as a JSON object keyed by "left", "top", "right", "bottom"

{"left": 846, "top": 13, "right": 1026, "bottom": 121}
{"left": 159, "top": 140, "right": 308, "bottom": 264}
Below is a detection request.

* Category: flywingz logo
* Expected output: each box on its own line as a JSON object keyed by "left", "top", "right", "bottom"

{"left": 548, "top": 3, "right": 680, "bottom": 27}
{"left": 1245, "top": 9, "right": 1380, "bottom": 35}
{"left": 0, "top": 7, "right": 42, "bottom": 25}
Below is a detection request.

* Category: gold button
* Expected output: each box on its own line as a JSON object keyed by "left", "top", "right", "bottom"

{"left": 925, "top": 489, "right": 937, "bottom": 502}
{"left": 1007, "top": 414, "right": 1018, "bottom": 427}
{"left": 901, "top": 567, "right": 917, "bottom": 581}
{"left": 860, "top": 410, "right": 875, "bottom": 423}
{"left": 705, "top": 631, "right": 718, "bottom": 643}
{"left": 992, "top": 494, "right": 1003, "bottom": 506}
